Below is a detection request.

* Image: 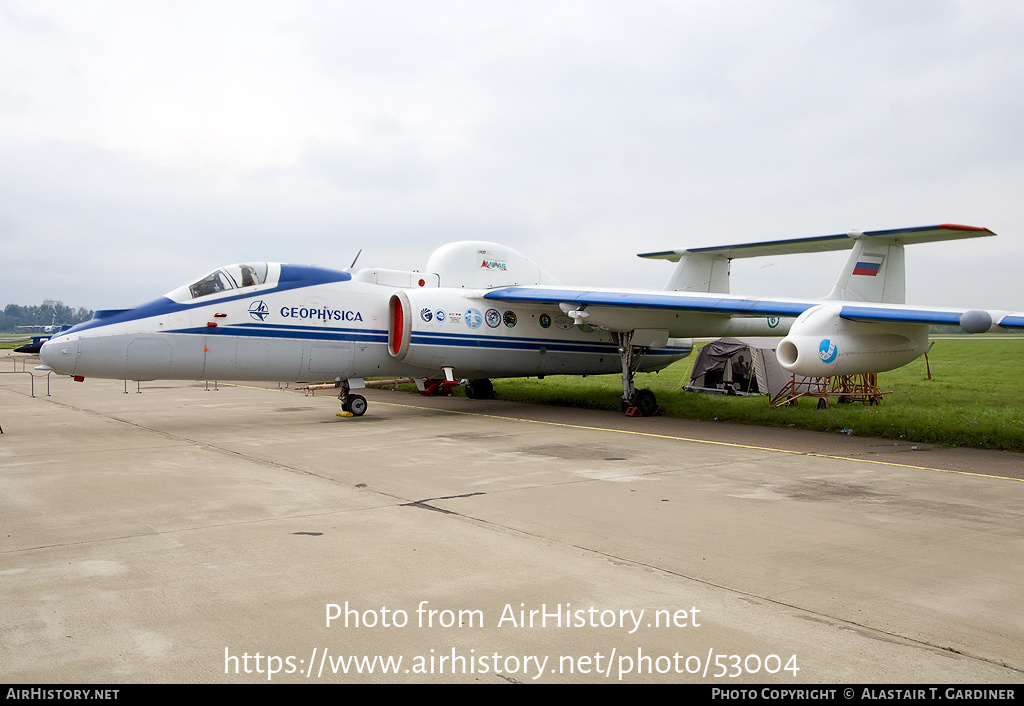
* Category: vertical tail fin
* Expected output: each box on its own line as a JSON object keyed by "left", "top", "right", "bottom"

{"left": 664, "top": 253, "right": 732, "bottom": 293}
{"left": 636, "top": 250, "right": 732, "bottom": 293}
{"left": 826, "top": 234, "right": 906, "bottom": 303}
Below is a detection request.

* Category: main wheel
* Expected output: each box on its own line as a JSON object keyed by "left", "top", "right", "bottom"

{"left": 464, "top": 378, "right": 494, "bottom": 400}
{"left": 635, "top": 389, "right": 658, "bottom": 417}
{"left": 347, "top": 395, "right": 367, "bottom": 416}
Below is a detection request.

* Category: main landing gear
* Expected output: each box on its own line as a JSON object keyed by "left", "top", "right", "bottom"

{"left": 463, "top": 378, "right": 494, "bottom": 400}
{"left": 416, "top": 367, "right": 493, "bottom": 400}
{"left": 616, "top": 331, "right": 661, "bottom": 417}
{"left": 417, "top": 377, "right": 494, "bottom": 399}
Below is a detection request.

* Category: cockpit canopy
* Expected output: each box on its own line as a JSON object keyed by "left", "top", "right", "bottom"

{"left": 187, "top": 263, "right": 268, "bottom": 298}
{"left": 165, "top": 263, "right": 278, "bottom": 303}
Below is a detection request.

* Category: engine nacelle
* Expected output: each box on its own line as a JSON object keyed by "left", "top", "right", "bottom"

{"left": 388, "top": 288, "right": 519, "bottom": 374}
{"left": 387, "top": 242, "right": 564, "bottom": 373}
{"left": 776, "top": 304, "right": 929, "bottom": 376}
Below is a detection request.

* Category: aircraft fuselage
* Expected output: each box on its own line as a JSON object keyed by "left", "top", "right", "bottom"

{"left": 40, "top": 263, "right": 693, "bottom": 384}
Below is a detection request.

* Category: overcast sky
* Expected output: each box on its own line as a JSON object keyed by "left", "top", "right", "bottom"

{"left": 2, "top": 0, "right": 1022, "bottom": 312}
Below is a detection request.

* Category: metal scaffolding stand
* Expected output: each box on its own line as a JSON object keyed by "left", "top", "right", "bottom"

{"left": 771, "top": 373, "right": 887, "bottom": 409}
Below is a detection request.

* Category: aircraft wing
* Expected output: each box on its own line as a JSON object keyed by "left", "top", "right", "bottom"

{"left": 482, "top": 286, "right": 1024, "bottom": 332}
{"left": 485, "top": 224, "right": 1019, "bottom": 333}
{"left": 836, "top": 306, "right": 1024, "bottom": 330}
{"left": 483, "top": 287, "right": 816, "bottom": 317}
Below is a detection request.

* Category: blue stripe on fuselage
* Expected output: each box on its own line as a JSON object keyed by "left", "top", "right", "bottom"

{"left": 111, "top": 321, "right": 689, "bottom": 357}
{"left": 179, "top": 324, "right": 389, "bottom": 344}
{"left": 408, "top": 330, "right": 690, "bottom": 357}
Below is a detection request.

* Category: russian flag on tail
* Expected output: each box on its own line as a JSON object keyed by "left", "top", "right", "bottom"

{"left": 852, "top": 253, "right": 885, "bottom": 276}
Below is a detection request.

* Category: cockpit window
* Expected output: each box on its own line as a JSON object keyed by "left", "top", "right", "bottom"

{"left": 188, "top": 270, "right": 232, "bottom": 298}
{"left": 223, "top": 263, "right": 268, "bottom": 289}
{"left": 186, "top": 263, "right": 269, "bottom": 299}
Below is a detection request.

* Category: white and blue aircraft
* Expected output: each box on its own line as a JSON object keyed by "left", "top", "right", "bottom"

{"left": 38, "top": 224, "right": 1023, "bottom": 416}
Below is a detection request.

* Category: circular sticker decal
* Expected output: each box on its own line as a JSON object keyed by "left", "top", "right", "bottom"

{"left": 503, "top": 311, "right": 517, "bottom": 328}
{"left": 436, "top": 310, "right": 446, "bottom": 323}
{"left": 465, "top": 308, "right": 483, "bottom": 329}
{"left": 420, "top": 308, "right": 433, "bottom": 323}
{"left": 485, "top": 308, "right": 501, "bottom": 328}
{"left": 539, "top": 313, "right": 552, "bottom": 329}
{"left": 818, "top": 338, "right": 838, "bottom": 364}
{"left": 767, "top": 317, "right": 780, "bottom": 328}
{"left": 554, "top": 315, "right": 573, "bottom": 331}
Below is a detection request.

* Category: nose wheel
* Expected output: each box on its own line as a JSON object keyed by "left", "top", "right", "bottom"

{"left": 338, "top": 379, "right": 367, "bottom": 417}
{"left": 342, "top": 394, "right": 367, "bottom": 416}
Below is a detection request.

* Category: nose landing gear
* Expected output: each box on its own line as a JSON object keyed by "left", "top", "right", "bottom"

{"left": 337, "top": 378, "right": 367, "bottom": 417}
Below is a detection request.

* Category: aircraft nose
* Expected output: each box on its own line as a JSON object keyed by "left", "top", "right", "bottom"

{"left": 39, "top": 336, "right": 77, "bottom": 374}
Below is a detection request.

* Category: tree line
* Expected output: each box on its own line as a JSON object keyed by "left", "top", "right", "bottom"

{"left": 1, "top": 302, "right": 94, "bottom": 332}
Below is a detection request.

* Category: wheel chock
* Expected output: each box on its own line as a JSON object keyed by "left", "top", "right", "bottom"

{"left": 623, "top": 405, "right": 663, "bottom": 418}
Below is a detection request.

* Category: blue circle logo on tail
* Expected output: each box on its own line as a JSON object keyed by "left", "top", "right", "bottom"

{"left": 818, "top": 338, "right": 837, "bottom": 364}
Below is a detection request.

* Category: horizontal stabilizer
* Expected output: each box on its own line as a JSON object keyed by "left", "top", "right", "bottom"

{"left": 639, "top": 224, "right": 993, "bottom": 262}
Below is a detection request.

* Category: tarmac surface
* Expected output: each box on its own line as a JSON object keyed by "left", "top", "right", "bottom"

{"left": 1, "top": 361, "right": 1023, "bottom": 684}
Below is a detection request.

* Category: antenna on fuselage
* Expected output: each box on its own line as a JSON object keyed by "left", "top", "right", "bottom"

{"left": 349, "top": 249, "right": 362, "bottom": 269}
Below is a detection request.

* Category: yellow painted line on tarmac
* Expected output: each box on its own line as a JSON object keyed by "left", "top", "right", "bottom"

{"left": 222, "top": 382, "right": 1023, "bottom": 483}
{"left": 371, "top": 399, "right": 1024, "bottom": 483}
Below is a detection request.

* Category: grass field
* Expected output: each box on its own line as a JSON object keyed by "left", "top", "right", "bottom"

{"left": 488, "top": 338, "right": 1024, "bottom": 452}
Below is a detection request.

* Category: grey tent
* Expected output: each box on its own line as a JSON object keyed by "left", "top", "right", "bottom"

{"left": 685, "top": 337, "right": 814, "bottom": 399}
